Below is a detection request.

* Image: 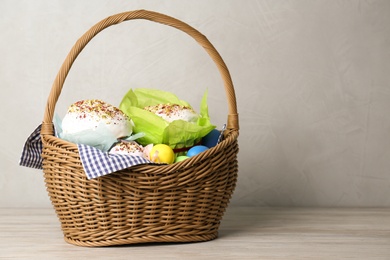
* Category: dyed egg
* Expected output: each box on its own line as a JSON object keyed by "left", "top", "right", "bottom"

{"left": 175, "top": 155, "right": 190, "bottom": 163}
{"left": 149, "top": 144, "right": 175, "bottom": 164}
{"left": 201, "top": 129, "right": 221, "bottom": 148}
{"left": 187, "top": 145, "right": 209, "bottom": 157}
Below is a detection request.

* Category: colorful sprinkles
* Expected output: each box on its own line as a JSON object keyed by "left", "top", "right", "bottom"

{"left": 67, "top": 99, "right": 130, "bottom": 124}
{"left": 143, "top": 103, "right": 198, "bottom": 122}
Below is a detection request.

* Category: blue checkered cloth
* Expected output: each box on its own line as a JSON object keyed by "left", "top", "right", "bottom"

{"left": 19, "top": 125, "right": 43, "bottom": 170}
{"left": 78, "top": 144, "right": 151, "bottom": 179}
{"left": 20, "top": 124, "right": 152, "bottom": 179}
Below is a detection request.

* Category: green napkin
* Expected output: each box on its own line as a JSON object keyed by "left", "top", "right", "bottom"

{"left": 119, "top": 88, "right": 215, "bottom": 149}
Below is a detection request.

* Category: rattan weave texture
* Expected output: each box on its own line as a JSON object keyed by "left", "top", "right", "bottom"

{"left": 41, "top": 10, "right": 239, "bottom": 247}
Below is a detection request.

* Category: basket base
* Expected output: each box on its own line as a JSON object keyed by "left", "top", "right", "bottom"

{"left": 64, "top": 232, "right": 218, "bottom": 247}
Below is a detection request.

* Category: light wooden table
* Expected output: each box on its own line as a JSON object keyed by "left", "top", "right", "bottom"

{"left": 1, "top": 207, "right": 389, "bottom": 259}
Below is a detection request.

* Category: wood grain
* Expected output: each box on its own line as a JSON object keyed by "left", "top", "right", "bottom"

{"left": 1, "top": 207, "right": 389, "bottom": 259}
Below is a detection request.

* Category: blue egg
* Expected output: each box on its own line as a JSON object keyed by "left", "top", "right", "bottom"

{"left": 201, "top": 129, "right": 221, "bottom": 148}
{"left": 187, "top": 145, "right": 209, "bottom": 157}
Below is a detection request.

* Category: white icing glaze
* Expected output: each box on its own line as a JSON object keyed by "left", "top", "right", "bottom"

{"left": 144, "top": 103, "right": 199, "bottom": 123}
{"left": 62, "top": 99, "right": 133, "bottom": 138}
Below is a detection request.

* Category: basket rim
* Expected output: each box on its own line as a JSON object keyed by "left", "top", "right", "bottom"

{"left": 41, "top": 129, "right": 238, "bottom": 176}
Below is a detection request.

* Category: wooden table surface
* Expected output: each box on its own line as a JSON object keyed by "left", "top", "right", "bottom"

{"left": 1, "top": 207, "right": 389, "bottom": 259}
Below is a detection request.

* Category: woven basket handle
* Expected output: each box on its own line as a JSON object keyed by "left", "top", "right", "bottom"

{"left": 41, "top": 9, "right": 239, "bottom": 136}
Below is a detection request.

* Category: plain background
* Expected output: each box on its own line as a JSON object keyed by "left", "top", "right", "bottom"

{"left": 1, "top": 0, "right": 390, "bottom": 208}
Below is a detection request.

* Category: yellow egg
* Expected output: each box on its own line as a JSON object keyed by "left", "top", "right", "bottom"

{"left": 149, "top": 144, "right": 175, "bottom": 164}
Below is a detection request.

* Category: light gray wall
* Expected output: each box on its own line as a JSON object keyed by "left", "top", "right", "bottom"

{"left": 2, "top": 0, "right": 390, "bottom": 207}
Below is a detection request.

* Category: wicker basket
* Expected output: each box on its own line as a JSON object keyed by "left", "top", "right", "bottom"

{"left": 40, "top": 10, "right": 239, "bottom": 247}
